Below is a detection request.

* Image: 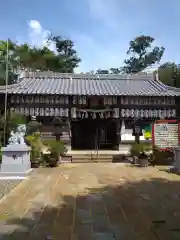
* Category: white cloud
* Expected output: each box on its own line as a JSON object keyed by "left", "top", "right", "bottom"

{"left": 28, "top": 20, "right": 42, "bottom": 34}
{"left": 27, "top": 20, "right": 125, "bottom": 72}
{"left": 27, "top": 20, "right": 56, "bottom": 51}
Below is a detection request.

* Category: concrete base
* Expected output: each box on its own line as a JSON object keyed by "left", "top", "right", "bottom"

{"left": 171, "top": 147, "right": 180, "bottom": 173}
{"left": 169, "top": 167, "right": 180, "bottom": 174}
{"left": 1, "top": 144, "right": 31, "bottom": 177}
{"left": 0, "top": 176, "right": 28, "bottom": 180}
{"left": 0, "top": 169, "right": 32, "bottom": 176}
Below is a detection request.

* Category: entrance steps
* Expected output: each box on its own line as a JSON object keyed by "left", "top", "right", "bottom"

{"left": 66, "top": 150, "right": 120, "bottom": 163}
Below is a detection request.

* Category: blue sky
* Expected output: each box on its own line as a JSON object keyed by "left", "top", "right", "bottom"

{"left": 1, "top": 0, "right": 180, "bottom": 72}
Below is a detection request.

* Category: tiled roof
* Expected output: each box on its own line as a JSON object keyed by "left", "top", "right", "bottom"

{"left": 0, "top": 72, "right": 179, "bottom": 96}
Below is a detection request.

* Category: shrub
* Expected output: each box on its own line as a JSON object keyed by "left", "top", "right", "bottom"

{"left": 26, "top": 121, "right": 42, "bottom": 136}
{"left": 26, "top": 132, "right": 42, "bottom": 162}
{"left": 43, "top": 140, "right": 67, "bottom": 158}
{"left": 152, "top": 146, "right": 173, "bottom": 165}
{"left": 130, "top": 143, "right": 143, "bottom": 157}
{"left": 130, "top": 143, "right": 152, "bottom": 157}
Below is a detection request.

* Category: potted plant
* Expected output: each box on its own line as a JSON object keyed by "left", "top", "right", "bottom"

{"left": 138, "top": 151, "right": 149, "bottom": 167}
{"left": 130, "top": 143, "right": 150, "bottom": 167}
{"left": 139, "top": 143, "right": 151, "bottom": 167}
{"left": 130, "top": 143, "right": 141, "bottom": 164}
{"left": 26, "top": 132, "right": 42, "bottom": 168}
{"left": 31, "top": 145, "right": 41, "bottom": 168}
{"left": 43, "top": 140, "right": 67, "bottom": 167}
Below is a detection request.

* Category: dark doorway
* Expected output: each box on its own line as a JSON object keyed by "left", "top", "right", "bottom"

{"left": 71, "top": 119, "right": 117, "bottom": 150}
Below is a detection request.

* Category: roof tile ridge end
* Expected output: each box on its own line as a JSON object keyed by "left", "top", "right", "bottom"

{"left": 154, "top": 75, "right": 180, "bottom": 92}
{"left": 0, "top": 77, "right": 29, "bottom": 90}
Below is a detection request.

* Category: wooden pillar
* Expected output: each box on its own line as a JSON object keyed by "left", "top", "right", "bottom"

{"left": 66, "top": 119, "right": 72, "bottom": 151}
{"left": 115, "top": 119, "right": 121, "bottom": 150}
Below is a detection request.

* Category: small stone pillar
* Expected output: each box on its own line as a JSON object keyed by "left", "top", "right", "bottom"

{"left": 1, "top": 144, "right": 31, "bottom": 176}
{"left": 171, "top": 147, "right": 180, "bottom": 173}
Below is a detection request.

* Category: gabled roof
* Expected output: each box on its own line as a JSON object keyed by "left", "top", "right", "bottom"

{"left": 0, "top": 71, "right": 179, "bottom": 96}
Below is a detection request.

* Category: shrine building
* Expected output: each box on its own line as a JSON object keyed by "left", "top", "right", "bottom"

{"left": 0, "top": 71, "right": 180, "bottom": 151}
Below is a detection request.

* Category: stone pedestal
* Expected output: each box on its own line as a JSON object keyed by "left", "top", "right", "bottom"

{"left": 171, "top": 147, "right": 180, "bottom": 173}
{"left": 0, "top": 144, "right": 31, "bottom": 176}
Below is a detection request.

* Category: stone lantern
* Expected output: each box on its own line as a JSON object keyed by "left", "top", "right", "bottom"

{"left": 53, "top": 117, "right": 66, "bottom": 141}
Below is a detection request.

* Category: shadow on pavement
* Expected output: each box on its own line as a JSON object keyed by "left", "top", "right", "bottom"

{"left": 0, "top": 177, "right": 180, "bottom": 239}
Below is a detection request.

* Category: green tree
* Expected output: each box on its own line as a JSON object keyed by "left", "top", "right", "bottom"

{"left": 0, "top": 40, "right": 19, "bottom": 85}
{"left": 157, "top": 62, "right": 180, "bottom": 87}
{"left": 121, "top": 35, "right": 165, "bottom": 73}
{"left": 110, "top": 68, "right": 121, "bottom": 74}
{"left": 96, "top": 69, "right": 109, "bottom": 74}
{"left": 0, "top": 111, "right": 27, "bottom": 144}
{"left": 49, "top": 35, "right": 81, "bottom": 73}
{"left": 0, "top": 36, "right": 81, "bottom": 85}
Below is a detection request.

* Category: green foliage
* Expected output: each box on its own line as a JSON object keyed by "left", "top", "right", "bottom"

{"left": 0, "top": 36, "right": 81, "bottom": 85}
{"left": 96, "top": 68, "right": 121, "bottom": 75}
{"left": 121, "top": 35, "right": 164, "bottom": 73}
{"left": 26, "top": 132, "right": 42, "bottom": 161}
{"left": 153, "top": 146, "right": 173, "bottom": 162}
{"left": 109, "top": 68, "right": 121, "bottom": 74}
{"left": 26, "top": 120, "right": 42, "bottom": 136}
{"left": 130, "top": 143, "right": 142, "bottom": 157}
{"left": 0, "top": 112, "right": 27, "bottom": 144}
{"left": 43, "top": 140, "right": 67, "bottom": 157}
{"left": 49, "top": 36, "right": 81, "bottom": 73}
{"left": 0, "top": 40, "right": 20, "bottom": 85}
{"left": 96, "top": 69, "right": 109, "bottom": 74}
{"left": 130, "top": 143, "right": 152, "bottom": 157}
{"left": 42, "top": 140, "right": 67, "bottom": 167}
{"left": 158, "top": 62, "right": 180, "bottom": 87}
{"left": 7, "top": 112, "right": 26, "bottom": 130}
{"left": 0, "top": 112, "right": 25, "bottom": 130}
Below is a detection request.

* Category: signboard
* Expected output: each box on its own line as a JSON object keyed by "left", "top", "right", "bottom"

{"left": 152, "top": 120, "right": 180, "bottom": 150}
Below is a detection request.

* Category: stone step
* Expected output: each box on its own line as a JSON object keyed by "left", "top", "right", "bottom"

{"left": 71, "top": 154, "right": 114, "bottom": 159}
{"left": 72, "top": 158, "right": 112, "bottom": 163}
{"left": 71, "top": 154, "right": 113, "bottom": 163}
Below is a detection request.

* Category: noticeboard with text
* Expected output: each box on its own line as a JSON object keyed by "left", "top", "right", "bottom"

{"left": 152, "top": 120, "right": 180, "bottom": 150}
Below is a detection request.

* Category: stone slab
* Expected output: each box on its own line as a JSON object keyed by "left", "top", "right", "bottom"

{"left": 0, "top": 163, "right": 180, "bottom": 239}
{"left": 1, "top": 144, "right": 31, "bottom": 152}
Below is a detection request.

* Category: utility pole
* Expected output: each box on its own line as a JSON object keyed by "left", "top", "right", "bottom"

{"left": 3, "top": 39, "right": 9, "bottom": 146}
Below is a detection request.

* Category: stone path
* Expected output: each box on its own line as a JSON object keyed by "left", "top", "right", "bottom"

{"left": 0, "top": 164, "right": 180, "bottom": 239}
{"left": 0, "top": 180, "right": 22, "bottom": 200}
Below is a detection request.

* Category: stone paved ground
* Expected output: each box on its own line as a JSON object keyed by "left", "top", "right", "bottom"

{"left": 0, "top": 180, "right": 22, "bottom": 200}
{"left": 0, "top": 163, "right": 180, "bottom": 239}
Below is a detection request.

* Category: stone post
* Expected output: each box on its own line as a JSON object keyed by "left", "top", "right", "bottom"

{"left": 171, "top": 147, "right": 180, "bottom": 173}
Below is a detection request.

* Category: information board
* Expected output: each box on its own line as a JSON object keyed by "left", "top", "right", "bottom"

{"left": 153, "top": 120, "right": 180, "bottom": 150}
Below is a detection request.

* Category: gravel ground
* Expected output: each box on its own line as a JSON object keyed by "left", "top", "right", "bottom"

{"left": 0, "top": 180, "right": 22, "bottom": 199}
